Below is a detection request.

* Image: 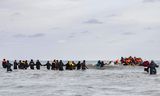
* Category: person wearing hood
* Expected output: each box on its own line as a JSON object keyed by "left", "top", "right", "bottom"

{"left": 148, "top": 60, "right": 159, "bottom": 75}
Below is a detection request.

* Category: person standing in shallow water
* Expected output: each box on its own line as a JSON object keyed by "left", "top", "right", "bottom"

{"left": 81, "top": 60, "right": 88, "bottom": 70}
{"left": 148, "top": 60, "right": 159, "bottom": 75}
{"left": 45, "top": 61, "right": 51, "bottom": 70}
{"left": 142, "top": 61, "right": 150, "bottom": 73}
{"left": 51, "top": 60, "right": 56, "bottom": 70}
{"left": 6, "top": 60, "right": 12, "bottom": 72}
{"left": 65, "top": 61, "right": 70, "bottom": 70}
{"left": 29, "top": 59, "right": 35, "bottom": 70}
{"left": 13, "top": 60, "right": 18, "bottom": 69}
{"left": 59, "top": 60, "right": 64, "bottom": 71}
{"left": 24, "top": 60, "right": 29, "bottom": 70}
{"left": 36, "top": 60, "right": 42, "bottom": 70}
{"left": 2, "top": 59, "right": 7, "bottom": 68}
{"left": 76, "top": 61, "right": 81, "bottom": 70}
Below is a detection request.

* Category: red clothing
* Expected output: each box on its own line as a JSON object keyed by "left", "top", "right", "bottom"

{"left": 143, "top": 61, "right": 150, "bottom": 67}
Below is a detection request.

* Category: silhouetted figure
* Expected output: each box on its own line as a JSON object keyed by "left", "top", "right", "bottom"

{"left": 13, "top": 60, "right": 18, "bottom": 69}
{"left": 101, "top": 61, "right": 105, "bottom": 67}
{"left": 76, "top": 61, "right": 81, "bottom": 70}
{"left": 29, "top": 59, "right": 35, "bottom": 70}
{"left": 96, "top": 60, "right": 101, "bottom": 68}
{"left": 55, "top": 60, "right": 59, "bottom": 70}
{"left": 45, "top": 61, "right": 51, "bottom": 70}
{"left": 6, "top": 60, "right": 12, "bottom": 72}
{"left": 148, "top": 60, "right": 159, "bottom": 75}
{"left": 18, "top": 60, "right": 23, "bottom": 69}
{"left": 59, "top": 60, "right": 64, "bottom": 71}
{"left": 65, "top": 61, "right": 70, "bottom": 70}
{"left": 36, "top": 60, "right": 42, "bottom": 70}
{"left": 81, "top": 60, "right": 88, "bottom": 70}
{"left": 2, "top": 59, "right": 7, "bottom": 68}
{"left": 51, "top": 60, "right": 56, "bottom": 70}
{"left": 24, "top": 60, "right": 29, "bottom": 69}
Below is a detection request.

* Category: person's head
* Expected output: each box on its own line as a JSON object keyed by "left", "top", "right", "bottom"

{"left": 7, "top": 60, "right": 9, "bottom": 63}
{"left": 151, "top": 60, "right": 154, "bottom": 63}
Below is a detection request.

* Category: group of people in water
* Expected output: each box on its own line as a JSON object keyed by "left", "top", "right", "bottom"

{"left": 119, "top": 56, "right": 159, "bottom": 75}
{"left": 1, "top": 59, "right": 88, "bottom": 72}
{"left": 120, "top": 56, "right": 143, "bottom": 65}
{"left": 1, "top": 57, "right": 159, "bottom": 75}
{"left": 95, "top": 56, "right": 159, "bottom": 75}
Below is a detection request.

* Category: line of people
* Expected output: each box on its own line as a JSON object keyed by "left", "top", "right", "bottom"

{"left": 2, "top": 59, "right": 88, "bottom": 72}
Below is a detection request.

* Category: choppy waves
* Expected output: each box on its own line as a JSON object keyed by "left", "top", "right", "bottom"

{"left": 0, "top": 66, "right": 160, "bottom": 96}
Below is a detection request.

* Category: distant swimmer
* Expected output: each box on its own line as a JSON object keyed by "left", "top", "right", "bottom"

{"left": 148, "top": 60, "right": 159, "bottom": 75}
{"left": 6, "top": 60, "right": 12, "bottom": 72}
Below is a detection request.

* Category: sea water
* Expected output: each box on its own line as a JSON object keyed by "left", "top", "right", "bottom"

{"left": 0, "top": 61, "right": 160, "bottom": 96}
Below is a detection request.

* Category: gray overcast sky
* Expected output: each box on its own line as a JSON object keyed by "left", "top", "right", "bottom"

{"left": 0, "top": 0, "right": 160, "bottom": 60}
